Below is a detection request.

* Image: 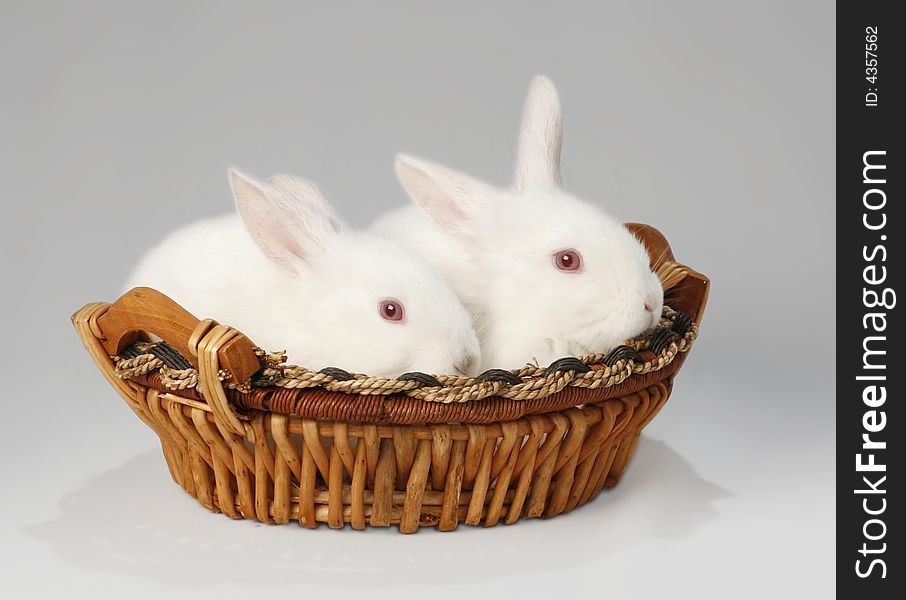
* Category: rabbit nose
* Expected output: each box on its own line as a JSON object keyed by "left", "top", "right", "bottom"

{"left": 643, "top": 291, "right": 660, "bottom": 314}
{"left": 454, "top": 353, "right": 478, "bottom": 376}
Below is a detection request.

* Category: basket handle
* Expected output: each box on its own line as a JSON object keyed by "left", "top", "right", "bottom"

{"left": 94, "top": 287, "right": 261, "bottom": 385}
{"left": 625, "top": 223, "right": 710, "bottom": 324}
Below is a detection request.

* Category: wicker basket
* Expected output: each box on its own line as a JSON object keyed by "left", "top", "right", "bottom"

{"left": 72, "top": 223, "right": 708, "bottom": 532}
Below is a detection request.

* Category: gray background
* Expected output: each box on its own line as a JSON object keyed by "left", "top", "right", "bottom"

{"left": 1, "top": 1, "right": 834, "bottom": 598}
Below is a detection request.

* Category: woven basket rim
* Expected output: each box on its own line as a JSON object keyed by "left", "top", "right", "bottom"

{"left": 111, "top": 306, "right": 697, "bottom": 406}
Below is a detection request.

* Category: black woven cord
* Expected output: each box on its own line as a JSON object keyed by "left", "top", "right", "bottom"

{"left": 318, "top": 366, "right": 356, "bottom": 382}
{"left": 603, "top": 345, "right": 643, "bottom": 366}
{"left": 250, "top": 369, "right": 279, "bottom": 387}
{"left": 649, "top": 329, "right": 681, "bottom": 355}
{"left": 119, "top": 342, "right": 149, "bottom": 360}
{"left": 542, "top": 357, "right": 592, "bottom": 377}
{"left": 149, "top": 341, "right": 193, "bottom": 370}
{"left": 671, "top": 311, "right": 694, "bottom": 336}
{"left": 397, "top": 372, "right": 444, "bottom": 387}
{"left": 472, "top": 369, "right": 523, "bottom": 386}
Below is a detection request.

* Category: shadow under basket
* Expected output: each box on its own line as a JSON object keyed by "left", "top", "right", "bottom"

{"left": 72, "top": 223, "right": 709, "bottom": 532}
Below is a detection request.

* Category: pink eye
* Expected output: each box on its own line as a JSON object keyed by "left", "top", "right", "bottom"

{"left": 553, "top": 249, "right": 583, "bottom": 272}
{"left": 379, "top": 298, "right": 405, "bottom": 322}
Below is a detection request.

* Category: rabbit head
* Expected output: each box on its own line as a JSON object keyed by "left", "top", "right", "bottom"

{"left": 228, "top": 169, "right": 480, "bottom": 377}
{"left": 393, "top": 77, "right": 663, "bottom": 368}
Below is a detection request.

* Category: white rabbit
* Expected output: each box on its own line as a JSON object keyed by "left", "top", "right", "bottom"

{"left": 371, "top": 76, "right": 663, "bottom": 370}
{"left": 127, "top": 168, "right": 480, "bottom": 378}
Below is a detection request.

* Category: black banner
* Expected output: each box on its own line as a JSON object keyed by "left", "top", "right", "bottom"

{"left": 838, "top": 2, "right": 903, "bottom": 595}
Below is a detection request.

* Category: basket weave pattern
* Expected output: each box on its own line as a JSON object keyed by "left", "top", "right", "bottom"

{"left": 72, "top": 223, "right": 708, "bottom": 532}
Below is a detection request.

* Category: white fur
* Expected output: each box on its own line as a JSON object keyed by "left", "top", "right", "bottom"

{"left": 127, "top": 169, "right": 480, "bottom": 377}
{"left": 372, "top": 76, "right": 663, "bottom": 369}
{"left": 515, "top": 75, "right": 562, "bottom": 191}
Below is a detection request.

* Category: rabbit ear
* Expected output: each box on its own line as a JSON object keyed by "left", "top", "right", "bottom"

{"left": 395, "top": 154, "right": 493, "bottom": 242}
{"left": 514, "top": 75, "right": 563, "bottom": 192}
{"left": 228, "top": 168, "right": 344, "bottom": 274}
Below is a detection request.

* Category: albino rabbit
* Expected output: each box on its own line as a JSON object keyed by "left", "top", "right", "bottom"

{"left": 371, "top": 76, "right": 663, "bottom": 370}
{"left": 127, "top": 168, "right": 480, "bottom": 377}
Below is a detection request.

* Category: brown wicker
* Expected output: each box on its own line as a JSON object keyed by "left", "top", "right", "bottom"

{"left": 71, "top": 223, "right": 709, "bottom": 532}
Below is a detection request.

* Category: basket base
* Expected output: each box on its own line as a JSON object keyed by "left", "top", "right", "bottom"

{"left": 144, "top": 381, "right": 669, "bottom": 532}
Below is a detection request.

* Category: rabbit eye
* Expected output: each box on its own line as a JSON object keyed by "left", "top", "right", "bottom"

{"left": 379, "top": 298, "right": 405, "bottom": 322}
{"left": 553, "top": 249, "right": 583, "bottom": 272}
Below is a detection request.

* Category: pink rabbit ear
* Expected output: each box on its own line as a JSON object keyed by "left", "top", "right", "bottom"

{"left": 394, "top": 153, "right": 494, "bottom": 243}
{"left": 514, "top": 75, "right": 563, "bottom": 192}
{"left": 266, "top": 173, "right": 347, "bottom": 246}
{"left": 228, "top": 168, "right": 345, "bottom": 274}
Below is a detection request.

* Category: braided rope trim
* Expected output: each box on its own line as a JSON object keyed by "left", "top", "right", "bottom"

{"left": 111, "top": 307, "right": 697, "bottom": 404}
{"left": 115, "top": 350, "right": 200, "bottom": 390}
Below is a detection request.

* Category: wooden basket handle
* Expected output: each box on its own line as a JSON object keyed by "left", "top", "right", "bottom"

{"left": 625, "top": 223, "right": 710, "bottom": 325}
{"left": 94, "top": 287, "right": 261, "bottom": 385}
